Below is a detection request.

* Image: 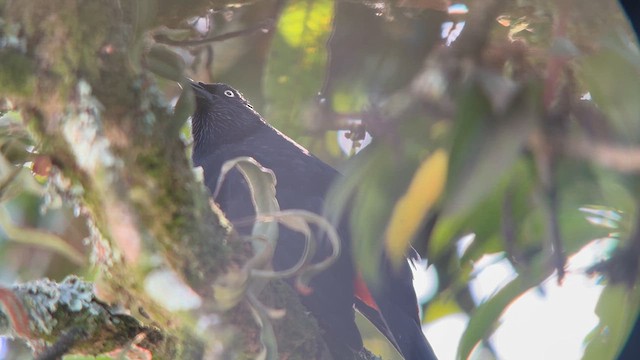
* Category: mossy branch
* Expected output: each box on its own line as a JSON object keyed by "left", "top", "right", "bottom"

{"left": 0, "top": 277, "right": 166, "bottom": 358}
{"left": 0, "top": 0, "right": 335, "bottom": 358}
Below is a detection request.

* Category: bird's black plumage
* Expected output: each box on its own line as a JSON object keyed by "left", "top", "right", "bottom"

{"left": 190, "top": 81, "right": 436, "bottom": 360}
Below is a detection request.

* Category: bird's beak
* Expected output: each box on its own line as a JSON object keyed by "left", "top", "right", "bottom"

{"left": 187, "top": 79, "right": 208, "bottom": 99}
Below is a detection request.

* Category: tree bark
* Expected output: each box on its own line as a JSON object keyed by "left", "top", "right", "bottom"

{"left": 0, "top": 1, "right": 329, "bottom": 358}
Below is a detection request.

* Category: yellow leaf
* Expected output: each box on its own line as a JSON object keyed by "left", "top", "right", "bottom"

{"left": 385, "top": 149, "right": 448, "bottom": 267}
{"left": 424, "top": 296, "right": 463, "bottom": 322}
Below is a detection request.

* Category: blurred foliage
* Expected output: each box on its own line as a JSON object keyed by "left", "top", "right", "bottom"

{"left": 264, "top": 0, "right": 333, "bottom": 138}
{"left": 1, "top": 0, "right": 640, "bottom": 359}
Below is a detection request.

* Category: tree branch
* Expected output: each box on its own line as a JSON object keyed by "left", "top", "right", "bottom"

{"left": 1, "top": 1, "right": 331, "bottom": 358}
{"left": 0, "top": 277, "right": 164, "bottom": 358}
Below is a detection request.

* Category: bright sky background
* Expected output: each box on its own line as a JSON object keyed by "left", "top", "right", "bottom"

{"left": 420, "top": 238, "right": 613, "bottom": 360}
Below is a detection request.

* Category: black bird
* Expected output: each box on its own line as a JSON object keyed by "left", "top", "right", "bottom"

{"left": 190, "top": 81, "right": 437, "bottom": 360}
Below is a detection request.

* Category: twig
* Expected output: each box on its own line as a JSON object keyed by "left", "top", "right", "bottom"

{"left": 566, "top": 136, "right": 640, "bottom": 173}
{"left": 545, "top": 185, "right": 566, "bottom": 284}
{"left": 555, "top": 66, "right": 637, "bottom": 177}
{"left": 543, "top": 3, "right": 570, "bottom": 109}
{"left": 154, "top": 19, "right": 274, "bottom": 46}
{"left": 501, "top": 185, "right": 519, "bottom": 265}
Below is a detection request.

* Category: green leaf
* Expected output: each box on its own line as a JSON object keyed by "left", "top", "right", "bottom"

{"left": 171, "top": 82, "right": 195, "bottom": 134}
{"left": 351, "top": 165, "right": 390, "bottom": 285}
{"left": 327, "top": 144, "right": 404, "bottom": 285}
{"left": 594, "top": 170, "right": 637, "bottom": 236}
{"left": 582, "top": 284, "right": 640, "bottom": 360}
{"left": 145, "top": 45, "right": 185, "bottom": 82}
{"left": 578, "top": 34, "right": 640, "bottom": 142}
{"left": 263, "top": 0, "right": 333, "bottom": 140}
{"left": 444, "top": 81, "right": 541, "bottom": 217}
{"left": 424, "top": 295, "right": 464, "bottom": 323}
{"left": 430, "top": 158, "right": 536, "bottom": 260}
{"left": 0, "top": 205, "right": 85, "bottom": 265}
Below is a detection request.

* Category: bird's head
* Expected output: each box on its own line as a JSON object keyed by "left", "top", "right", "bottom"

{"left": 190, "top": 81, "right": 254, "bottom": 109}
{"left": 189, "top": 81, "right": 264, "bottom": 150}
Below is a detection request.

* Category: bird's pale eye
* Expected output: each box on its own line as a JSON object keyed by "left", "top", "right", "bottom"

{"left": 224, "top": 90, "right": 235, "bottom": 97}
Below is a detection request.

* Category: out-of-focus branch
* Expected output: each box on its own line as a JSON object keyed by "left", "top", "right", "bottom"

{"left": 154, "top": 19, "right": 275, "bottom": 46}
{"left": 451, "top": 0, "right": 509, "bottom": 60}
{"left": 566, "top": 136, "right": 640, "bottom": 173}
{"left": 378, "top": 0, "right": 510, "bottom": 127}
{"left": 588, "top": 206, "right": 640, "bottom": 286}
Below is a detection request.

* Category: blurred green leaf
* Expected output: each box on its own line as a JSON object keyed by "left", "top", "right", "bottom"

{"left": 578, "top": 33, "right": 640, "bottom": 142}
{"left": 444, "top": 81, "right": 541, "bottom": 217}
{"left": 351, "top": 160, "right": 391, "bottom": 284}
{"left": 582, "top": 284, "right": 640, "bottom": 360}
{"left": 430, "top": 159, "right": 536, "bottom": 261}
{"left": 0, "top": 205, "right": 85, "bottom": 265}
{"left": 424, "top": 296, "right": 463, "bottom": 323}
{"left": 264, "top": 0, "right": 333, "bottom": 140}
{"left": 597, "top": 173, "right": 637, "bottom": 235}
{"left": 327, "top": 144, "right": 410, "bottom": 285}
{"left": 475, "top": 161, "right": 535, "bottom": 259}
{"left": 171, "top": 83, "right": 195, "bottom": 134}
{"left": 146, "top": 44, "right": 185, "bottom": 82}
